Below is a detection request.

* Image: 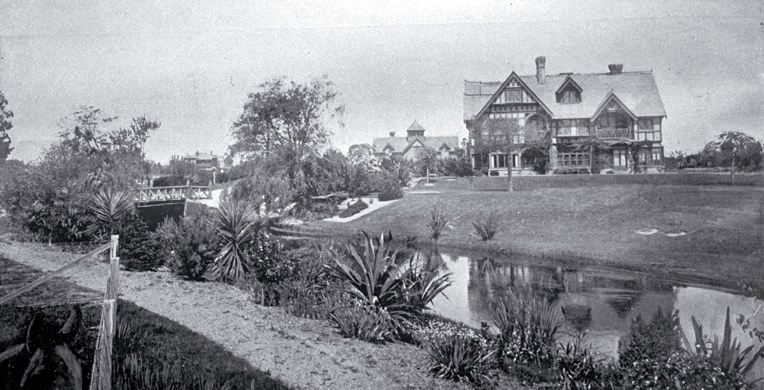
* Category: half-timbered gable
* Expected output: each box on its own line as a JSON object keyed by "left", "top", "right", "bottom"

{"left": 465, "top": 57, "right": 666, "bottom": 175}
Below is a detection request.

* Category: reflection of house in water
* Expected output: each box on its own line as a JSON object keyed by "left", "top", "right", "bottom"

{"left": 433, "top": 255, "right": 678, "bottom": 357}
{"left": 432, "top": 253, "right": 761, "bottom": 364}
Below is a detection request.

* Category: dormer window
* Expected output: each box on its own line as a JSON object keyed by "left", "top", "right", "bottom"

{"left": 555, "top": 75, "right": 583, "bottom": 104}
{"left": 557, "top": 87, "right": 581, "bottom": 104}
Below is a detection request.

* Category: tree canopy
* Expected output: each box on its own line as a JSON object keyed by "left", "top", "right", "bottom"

{"left": 229, "top": 76, "right": 345, "bottom": 181}
{"left": 0, "top": 91, "right": 14, "bottom": 162}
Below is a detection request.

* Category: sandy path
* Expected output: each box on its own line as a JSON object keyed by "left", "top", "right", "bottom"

{"left": 0, "top": 242, "right": 468, "bottom": 390}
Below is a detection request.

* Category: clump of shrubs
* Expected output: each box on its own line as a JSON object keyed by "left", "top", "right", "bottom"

{"left": 154, "top": 207, "right": 220, "bottom": 280}
{"left": 377, "top": 176, "right": 403, "bottom": 201}
{"left": 338, "top": 199, "right": 368, "bottom": 218}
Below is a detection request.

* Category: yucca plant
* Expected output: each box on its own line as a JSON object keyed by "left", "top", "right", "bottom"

{"left": 679, "top": 306, "right": 764, "bottom": 379}
{"left": 472, "top": 212, "right": 502, "bottom": 241}
{"left": 329, "top": 232, "right": 451, "bottom": 329}
{"left": 490, "top": 284, "right": 564, "bottom": 369}
{"left": 425, "top": 204, "right": 449, "bottom": 242}
{"left": 209, "top": 197, "right": 257, "bottom": 282}
{"left": 84, "top": 188, "right": 134, "bottom": 237}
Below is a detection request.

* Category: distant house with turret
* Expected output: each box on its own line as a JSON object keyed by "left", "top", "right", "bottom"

{"left": 372, "top": 121, "right": 460, "bottom": 161}
{"left": 464, "top": 57, "right": 667, "bottom": 174}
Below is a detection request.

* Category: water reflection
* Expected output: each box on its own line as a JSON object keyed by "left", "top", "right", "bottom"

{"left": 430, "top": 252, "right": 764, "bottom": 363}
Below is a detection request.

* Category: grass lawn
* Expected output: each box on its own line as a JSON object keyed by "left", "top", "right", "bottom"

{"left": 305, "top": 173, "right": 764, "bottom": 295}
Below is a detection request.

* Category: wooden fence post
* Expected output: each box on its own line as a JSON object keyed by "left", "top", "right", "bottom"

{"left": 90, "top": 235, "right": 119, "bottom": 390}
{"left": 89, "top": 299, "right": 115, "bottom": 390}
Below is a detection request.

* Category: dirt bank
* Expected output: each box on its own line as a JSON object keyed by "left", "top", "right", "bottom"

{"left": 0, "top": 242, "right": 470, "bottom": 390}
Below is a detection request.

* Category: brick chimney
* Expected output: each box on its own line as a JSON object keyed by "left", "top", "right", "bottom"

{"left": 535, "top": 56, "right": 546, "bottom": 84}
{"left": 608, "top": 64, "right": 623, "bottom": 74}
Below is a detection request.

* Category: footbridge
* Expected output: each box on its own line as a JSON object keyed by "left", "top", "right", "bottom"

{"left": 134, "top": 185, "right": 212, "bottom": 204}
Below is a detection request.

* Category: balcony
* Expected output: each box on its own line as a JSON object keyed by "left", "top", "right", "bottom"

{"left": 596, "top": 128, "right": 630, "bottom": 140}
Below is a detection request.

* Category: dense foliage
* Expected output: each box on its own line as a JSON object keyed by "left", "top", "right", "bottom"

{"left": 154, "top": 207, "right": 220, "bottom": 280}
{"left": 0, "top": 107, "right": 159, "bottom": 243}
{"left": 0, "top": 90, "right": 13, "bottom": 162}
{"left": 377, "top": 175, "right": 404, "bottom": 201}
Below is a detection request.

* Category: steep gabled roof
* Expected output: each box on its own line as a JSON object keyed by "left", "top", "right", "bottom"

{"left": 471, "top": 72, "right": 553, "bottom": 122}
{"left": 464, "top": 71, "right": 666, "bottom": 121}
{"left": 555, "top": 75, "right": 583, "bottom": 94}
{"left": 372, "top": 137, "right": 410, "bottom": 153}
{"left": 372, "top": 136, "right": 460, "bottom": 155}
{"left": 591, "top": 91, "right": 637, "bottom": 121}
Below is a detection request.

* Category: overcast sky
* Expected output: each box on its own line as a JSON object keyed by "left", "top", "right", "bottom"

{"left": 1, "top": 0, "right": 762, "bottom": 163}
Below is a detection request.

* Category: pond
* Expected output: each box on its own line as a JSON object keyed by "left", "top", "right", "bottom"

{"left": 427, "top": 251, "right": 764, "bottom": 367}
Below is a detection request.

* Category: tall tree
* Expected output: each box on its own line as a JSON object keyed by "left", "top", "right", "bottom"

{"left": 419, "top": 147, "right": 441, "bottom": 184}
{"left": 347, "top": 143, "right": 379, "bottom": 172}
{"left": 717, "top": 131, "right": 763, "bottom": 183}
{"left": 230, "top": 76, "right": 344, "bottom": 182}
{"left": 471, "top": 117, "right": 524, "bottom": 192}
{"left": 0, "top": 91, "right": 14, "bottom": 162}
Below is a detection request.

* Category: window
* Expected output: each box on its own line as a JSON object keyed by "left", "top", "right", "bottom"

{"left": 598, "top": 114, "right": 628, "bottom": 129}
{"left": 557, "top": 152, "right": 588, "bottom": 167}
{"left": 557, "top": 87, "right": 581, "bottom": 104}
{"left": 636, "top": 118, "right": 661, "bottom": 141}
{"left": 652, "top": 148, "right": 662, "bottom": 164}
{"left": 501, "top": 88, "right": 533, "bottom": 104}
{"left": 613, "top": 149, "right": 627, "bottom": 167}
{"left": 491, "top": 154, "right": 507, "bottom": 168}
{"left": 638, "top": 149, "right": 651, "bottom": 166}
{"left": 557, "top": 119, "right": 589, "bottom": 136}
{"left": 504, "top": 89, "right": 522, "bottom": 103}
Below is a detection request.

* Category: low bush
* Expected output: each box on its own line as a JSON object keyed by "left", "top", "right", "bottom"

{"left": 472, "top": 212, "right": 501, "bottom": 241}
{"left": 115, "top": 212, "right": 163, "bottom": 271}
{"left": 617, "top": 307, "right": 679, "bottom": 368}
{"left": 330, "top": 305, "right": 394, "bottom": 342}
{"left": 623, "top": 352, "right": 755, "bottom": 390}
{"left": 556, "top": 333, "right": 621, "bottom": 390}
{"left": 441, "top": 158, "right": 474, "bottom": 177}
{"left": 378, "top": 176, "right": 403, "bottom": 201}
{"left": 154, "top": 207, "right": 220, "bottom": 280}
{"left": 248, "top": 233, "right": 299, "bottom": 285}
{"left": 425, "top": 334, "right": 495, "bottom": 386}
{"left": 290, "top": 200, "right": 339, "bottom": 221}
{"left": 338, "top": 199, "right": 368, "bottom": 218}
{"left": 278, "top": 280, "right": 349, "bottom": 320}
{"left": 407, "top": 317, "right": 488, "bottom": 348}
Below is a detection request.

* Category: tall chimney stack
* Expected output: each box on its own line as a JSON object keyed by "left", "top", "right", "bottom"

{"left": 535, "top": 56, "right": 546, "bottom": 84}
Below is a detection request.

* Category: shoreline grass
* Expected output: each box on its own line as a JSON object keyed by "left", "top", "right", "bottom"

{"left": 303, "top": 173, "right": 764, "bottom": 296}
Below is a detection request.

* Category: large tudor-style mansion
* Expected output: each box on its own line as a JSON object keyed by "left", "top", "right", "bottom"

{"left": 464, "top": 57, "right": 667, "bottom": 174}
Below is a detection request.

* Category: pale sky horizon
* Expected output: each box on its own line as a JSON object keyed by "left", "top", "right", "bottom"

{"left": 1, "top": 0, "right": 762, "bottom": 164}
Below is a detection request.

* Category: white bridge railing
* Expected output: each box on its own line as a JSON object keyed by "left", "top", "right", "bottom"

{"left": 135, "top": 186, "right": 212, "bottom": 202}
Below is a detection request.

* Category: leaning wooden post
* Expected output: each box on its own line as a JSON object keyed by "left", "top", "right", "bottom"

{"left": 89, "top": 236, "right": 119, "bottom": 390}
